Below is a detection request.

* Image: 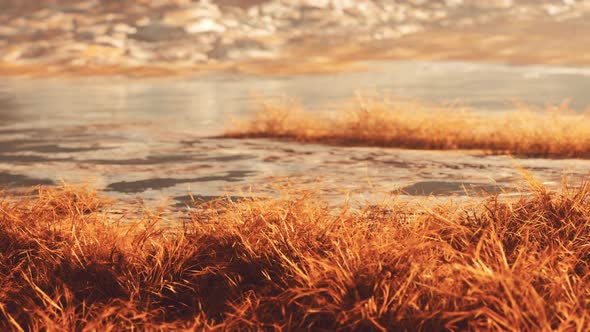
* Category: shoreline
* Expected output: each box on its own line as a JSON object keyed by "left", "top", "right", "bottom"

{"left": 4, "top": 48, "right": 590, "bottom": 79}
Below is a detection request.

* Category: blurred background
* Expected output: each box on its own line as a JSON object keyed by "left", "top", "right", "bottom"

{"left": 1, "top": 0, "right": 589, "bottom": 72}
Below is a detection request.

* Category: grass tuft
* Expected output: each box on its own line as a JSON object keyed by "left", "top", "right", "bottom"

{"left": 1, "top": 182, "right": 590, "bottom": 330}
{"left": 225, "top": 97, "right": 590, "bottom": 158}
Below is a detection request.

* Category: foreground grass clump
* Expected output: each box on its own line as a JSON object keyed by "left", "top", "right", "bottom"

{"left": 1, "top": 182, "right": 590, "bottom": 330}
{"left": 225, "top": 98, "right": 590, "bottom": 158}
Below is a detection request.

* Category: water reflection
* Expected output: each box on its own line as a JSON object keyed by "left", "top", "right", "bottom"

{"left": 1, "top": 61, "right": 590, "bottom": 134}
{"left": 0, "top": 85, "right": 21, "bottom": 125}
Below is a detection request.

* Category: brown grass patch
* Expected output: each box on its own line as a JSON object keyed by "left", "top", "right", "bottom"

{"left": 1, "top": 181, "right": 590, "bottom": 330}
{"left": 225, "top": 98, "right": 590, "bottom": 158}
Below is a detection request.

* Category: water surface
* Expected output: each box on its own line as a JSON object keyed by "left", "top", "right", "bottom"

{"left": 2, "top": 61, "right": 590, "bottom": 132}
{"left": 1, "top": 61, "right": 590, "bottom": 204}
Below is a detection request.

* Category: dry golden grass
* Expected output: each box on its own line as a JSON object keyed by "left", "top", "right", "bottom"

{"left": 1, "top": 181, "right": 590, "bottom": 330}
{"left": 225, "top": 98, "right": 590, "bottom": 158}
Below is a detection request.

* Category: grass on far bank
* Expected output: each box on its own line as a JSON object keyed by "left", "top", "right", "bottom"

{"left": 2, "top": 180, "right": 590, "bottom": 330}
{"left": 225, "top": 97, "right": 590, "bottom": 158}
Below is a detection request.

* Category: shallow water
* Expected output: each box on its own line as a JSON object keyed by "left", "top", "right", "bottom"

{"left": 1, "top": 61, "right": 590, "bottom": 205}
{"left": 3, "top": 61, "right": 590, "bottom": 131}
